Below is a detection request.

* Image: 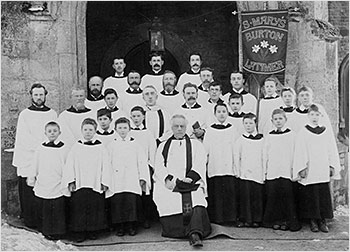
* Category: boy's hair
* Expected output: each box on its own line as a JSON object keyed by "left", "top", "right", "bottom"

{"left": 131, "top": 106, "right": 146, "bottom": 115}
{"left": 104, "top": 88, "right": 118, "bottom": 98}
{"left": 271, "top": 108, "right": 287, "bottom": 119}
{"left": 81, "top": 118, "right": 98, "bottom": 130}
{"left": 115, "top": 117, "right": 131, "bottom": 128}
{"left": 281, "top": 87, "right": 296, "bottom": 97}
{"left": 214, "top": 103, "right": 228, "bottom": 114}
{"left": 30, "top": 83, "right": 48, "bottom": 95}
{"left": 183, "top": 82, "right": 198, "bottom": 93}
{"left": 229, "top": 93, "right": 243, "bottom": 103}
{"left": 189, "top": 51, "right": 202, "bottom": 61}
{"left": 263, "top": 76, "right": 277, "bottom": 86}
{"left": 308, "top": 104, "right": 320, "bottom": 113}
{"left": 297, "top": 86, "right": 313, "bottom": 95}
{"left": 97, "top": 108, "right": 112, "bottom": 119}
{"left": 230, "top": 70, "right": 244, "bottom": 76}
{"left": 45, "top": 121, "right": 60, "bottom": 130}
{"left": 209, "top": 81, "right": 222, "bottom": 91}
{"left": 243, "top": 112, "right": 257, "bottom": 123}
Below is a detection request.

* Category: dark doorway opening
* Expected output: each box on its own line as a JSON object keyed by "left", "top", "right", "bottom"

{"left": 86, "top": 1, "right": 239, "bottom": 93}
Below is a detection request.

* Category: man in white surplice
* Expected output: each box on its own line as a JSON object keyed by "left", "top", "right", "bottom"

{"left": 153, "top": 114, "right": 211, "bottom": 247}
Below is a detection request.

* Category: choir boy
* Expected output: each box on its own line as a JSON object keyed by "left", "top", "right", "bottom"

{"left": 96, "top": 108, "right": 116, "bottom": 146}
{"left": 293, "top": 104, "right": 340, "bottom": 233}
{"left": 62, "top": 118, "right": 109, "bottom": 242}
{"left": 106, "top": 117, "right": 150, "bottom": 236}
{"left": 262, "top": 109, "right": 300, "bottom": 232}
{"left": 27, "top": 121, "right": 69, "bottom": 240}
{"left": 129, "top": 106, "right": 158, "bottom": 228}
{"left": 258, "top": 76, "right": 284, "bottom": 135}
{"left": 228, "top": 93, "right": 246, "bottom": 140}
{"left": 280, "top": 87, "right": 297, "bottom": 131}
{"left": 233, "top": 113, "right": 264, "bottom": 227}
{"left": 203, "top": 103, "right": 239, "bottom": 225}
{"left": 103, "top": 88, "right": 127, "bottom": 127}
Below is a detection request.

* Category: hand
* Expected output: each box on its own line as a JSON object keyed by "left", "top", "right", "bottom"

{"left": 330, "top": 166, "right": 335, "bottom": 177}
{"left": 26, "top": 177, "right": 35, "bottom": 187}
{"left": 193, "top": 128, "right": 205, "bottom": 138}
{"left": 299, "top": 168, "right": 308, "bottom": 179}
{"left": 182, "top": 177, "right": 193, "bottom": 183}
{"left": 101, "top": 184, "right": 108, "bottom": 192}
{"left": 165, "top": 179, "right": 175, "bottom": 190}
{"left": 68, "top": 182, "right": 76, "bottom": 192}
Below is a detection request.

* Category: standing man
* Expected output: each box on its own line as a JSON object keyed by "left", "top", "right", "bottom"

{"left": 153, "top": 114, "right": 211, "bottom": 247}
{"left": 223, "top": 71, "right": 257, "bottom": 114}
{"left": 102, "top": 57, "right": 129, "bottom": 95}
{"left": 157, "top": 70, "right": 183, "bottom": 116}
{"left": 140, "top": 53, "right": 165, "bottom": 92}
{"left": 85, "top": 76, "right": 107, "bottom": 115}
{"left": 13, "top": 83, "right": 57, "bottom": 228}
{"left": 58, "top": 89, "right": 94, "bottom": 149}
{"left": 177, "top": 52, "right": 203, "bottom": 92}
{"left": 197, "top": 67, "right": 215, "bottom": 105}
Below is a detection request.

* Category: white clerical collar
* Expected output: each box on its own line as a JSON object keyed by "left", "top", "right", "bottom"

{"left": 79, "top": 136, "right": 98, "bottom": 144}
{"left": 190, "top": 68, "right": 200, "bottom": 74}
{"left": 215, "top": 119, "right": 230, "bottom": 126}
{"left": 44, "top": 139, "right": 61, "bottom": 145}
{"left": 152, "top": 69, "right": 161, "bottom": 74}
{"left": 233, "top": 88, "right": 244, "bottom": 93}
{"left": 115, "top": 134, "right": 133, "bottom": 142}
{"left": 243, "top": 130, "right": 258, "bottom": 137}
{"left": 131, "top": 87, "right": 141, "bottom": 92}
{"left": 133, "top": 124, "right": 145, "bottom": 130}
{"left": 99, "top": 128, "right": 114, "bottom": 134}
{"left": 307, "top": 123, "right": 324, "bottom": 128}
{"left": 264, "top": 93, "right": 278, "bottom": 98}
{"left": 273, "top": 126, "right": 288, "bottom": 132}
{"left": 164, "top": 90, "right": 174, "bottom": 94}
{"left": 115, "top": 72, "right": 124, "bottom": 77}
{"left": 185, "top": 103, "right": 198, "bottom": 109}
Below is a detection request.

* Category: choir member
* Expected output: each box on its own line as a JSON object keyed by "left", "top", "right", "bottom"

{"left": 153, "top": 114, "right": 211, "bottom": 247}
{"left": 228, "top": 93, "right": 246, "bottom": 140}
{"left": 203, "top": 103, "right": 239, "bottom": 225}
{"left": 119, "top": 70, "right": 144, "bottom": 115}
{"left": 262, "top": 109, "right": 300, "bottom": 232}
{"left": 62, "top": 118, "right": 109, "bottom": 242}
{"left": 103, "top": 88, "right": 127, "bottom": 127}
{"left": 85, "top": 76, "right": 106, "bottom": 115}
{"left": 293, "top": 104, "right": 341, "bottom": 233}
{"left": 102, "top": 57, "right": 129, "bottom": 95}
{"left": 280, "top": 87, "right": 297, "bottom": 131}
{"left": 13, "top": 83, "right": 57, "bottom": 229}
{"left": 27, "top": 121, "right": 69, "bottom": 240}
{"left": 96, "top": 108, "right": 116, "bottom": 147}
{"left": 197, "top": 67, "right": 214, "bottom": 105}
{"left": 177, "top": 52, "right": 202, "bottom": 91}
{"left": 140, "top": 53, "right": 165, "bottom": 92}
{"left": 105, "top": 117, "right": 150, "bottom": 236}
{"left": 203, "top": 81, "right": 226, "bottom": 125}
{"left": 233, "top": 113, "right": 264, "bottom": 228}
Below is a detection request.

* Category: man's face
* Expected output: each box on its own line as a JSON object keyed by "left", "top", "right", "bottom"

{"left": 97, "top": 115, "right": 112, "bottom": 131}
{"left": 230, "top": 73, "right": 244, "bottom": 90}
{"left": 112, "top": 59, "right": 126, "bottom": 74}
{"left": 31, "top": 87, "right": 46, "bottom": 107}
{"left": 183, "top": 87, "right": 198, "bottom": 105}
{"left": 229, "top": 98, "right": 243, "bottom": 113}
{"left": 189, "top": 55, "right": 201, "bottom": 71}
{"left": 130, "top": 111, "right": 145, "bottom": 127}
{"left": 45, "top": 125, "right": 60, "bottom": 142}
{"left": 282, "top": 90, "right": 294, "bottom": 107}
{"left": 128, "top": 72, "right": 141, "bottom": 89}
{"left": 81, "top": 124, "right": 96, "bottom": 141}
{"left": 171, "top": 117, "right": 187, "bottom": 139}
{"left": 243, "top": 118, "right": 256, "bottom": 134}
{"left": 149, "top": 56, "right": 164, "bottom": 71}
{"left": 215, "top": 106, "right": 228, "bottom": 123}
{"left": 208, "top": 85, "right": 221, "bottom": 101}
{"left": 143, "top": 87, "right": 158, "bottom": 106}
{"left": 264, "top": 81, "right": 277, "bottom": 96}
{"left": 271, "top": 113, "right": 286, "bottom": 129}
{"left": 116, "top": 123, "right": 130, "bottom": 139}
{"left": 308, "top": 110, "right": 320, "bottom": 125}
{"left": 72, "top": 90, "right": 85, "bottom": 109}
{"left": 89, "top": 77, "right": 103, "bottom": 97}
{"left": 200, "top": 70, "right": 213, "bottom": 86}
{"left": 298, "top": 91, "right": 312, "bottom": 107}
{"left": 104, "top": 93, "right": 118, "bottom": 109}
{"left": 163, "top": 73, "right": 176, "bottom": 92}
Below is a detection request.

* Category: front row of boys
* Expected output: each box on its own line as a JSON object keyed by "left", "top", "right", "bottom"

{"left": 28, "top": 101, "right": 339, "bottom": 242}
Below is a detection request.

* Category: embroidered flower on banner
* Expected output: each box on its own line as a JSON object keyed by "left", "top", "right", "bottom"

{"left": 252, "top": 44, "right": 260, "bottom": 53}
{"left": 269, "top": 45, "right": 278, "bottom": 54}
{"left": 260, "top": 40, "right": 269, "bottom": 48}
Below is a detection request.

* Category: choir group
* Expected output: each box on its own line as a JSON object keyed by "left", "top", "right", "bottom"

{"left": 12, "top": 52, "right": 341, "bottom": 245}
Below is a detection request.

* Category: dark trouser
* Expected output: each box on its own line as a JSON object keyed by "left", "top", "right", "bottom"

{"left": 160, "top": 206, "right": 212, "bottom": 239}
{"left": 18, "top": 176, "right": 40, "bottom": 228}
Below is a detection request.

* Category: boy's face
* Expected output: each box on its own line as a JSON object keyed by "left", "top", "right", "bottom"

{"left": 243, "top": 118, "right": 256, "bottom": 134}
{"left": 97, "top": 115, "right": 112, "bottom": 130}
{"left": 298, "top": 91, "right": 312, "bottom": 107}
{"left": 82, "top": 124, "right": 96, "bottom": 141}
{"left": 104, "top": 93, "right": 118, "bottom": 109}
{"left": 308, "top": 110, "right": 320, "bottom": 125}
{"left": 230, "top": 73, "right": 244, "bottom": 90}
{"left": 116, "top": 123, "right": 130, "bottom": 139}
{"left": 130, "top": 111, "right": 145, "bottom": 127}
{"left": 264, "top": 80, "right": 277, "bottom": 96}
{"left": 229, "top": 98, "right": 243, "bottom": 112}
{"left": 45, "top": 125, "right": 60, "bottom": 142}
{"left": 215, "top": 106, "right": 228, "bottom": 123}
{"left": 271, "top": 113, "right": 286, "bottom": 129}
{"left": 282, "top": 90, "right": 294, "bottom": 107}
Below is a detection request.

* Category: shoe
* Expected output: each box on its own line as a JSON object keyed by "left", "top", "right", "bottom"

{"left": 236, "top": 221, "right": 245, "bottom": 228}
{"left": 244, "top": 222, "right": 251, "bottom": 227}
{"left": 289, "top": 222, "right": 302, "bottom": 232}
{"left": 280, "top": 224, "right": 289, "bottom": 231}
{"left": 143, "top": 220, "right": 151, "bottom": 229}
{"left": 116, "top": 228, "right": 124, "bottom": 236}
{"left": 318, "top": 219, "right": 329, "bottom": 233}
{"left": 310, "top": 219, "right": 319, "bottom": 232}
{"left": 273, "top": 224, "right": 281, "bottom": 230}
{"left": 128, "top": 228, "right": 136, "bottom": 236}
{"left": 189, "top": 233, "right": 203, "bottom": 247}
{"left": 252, "top": 222, "right": 260, "bottom": 228}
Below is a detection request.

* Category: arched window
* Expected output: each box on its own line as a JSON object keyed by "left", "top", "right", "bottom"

{"left": 338, "top": 53, "right": 349, "bottom": 146}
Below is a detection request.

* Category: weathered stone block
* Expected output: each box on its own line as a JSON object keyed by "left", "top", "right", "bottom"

{"left": 2, "top": 39, "right": 30, "bottom": 58}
